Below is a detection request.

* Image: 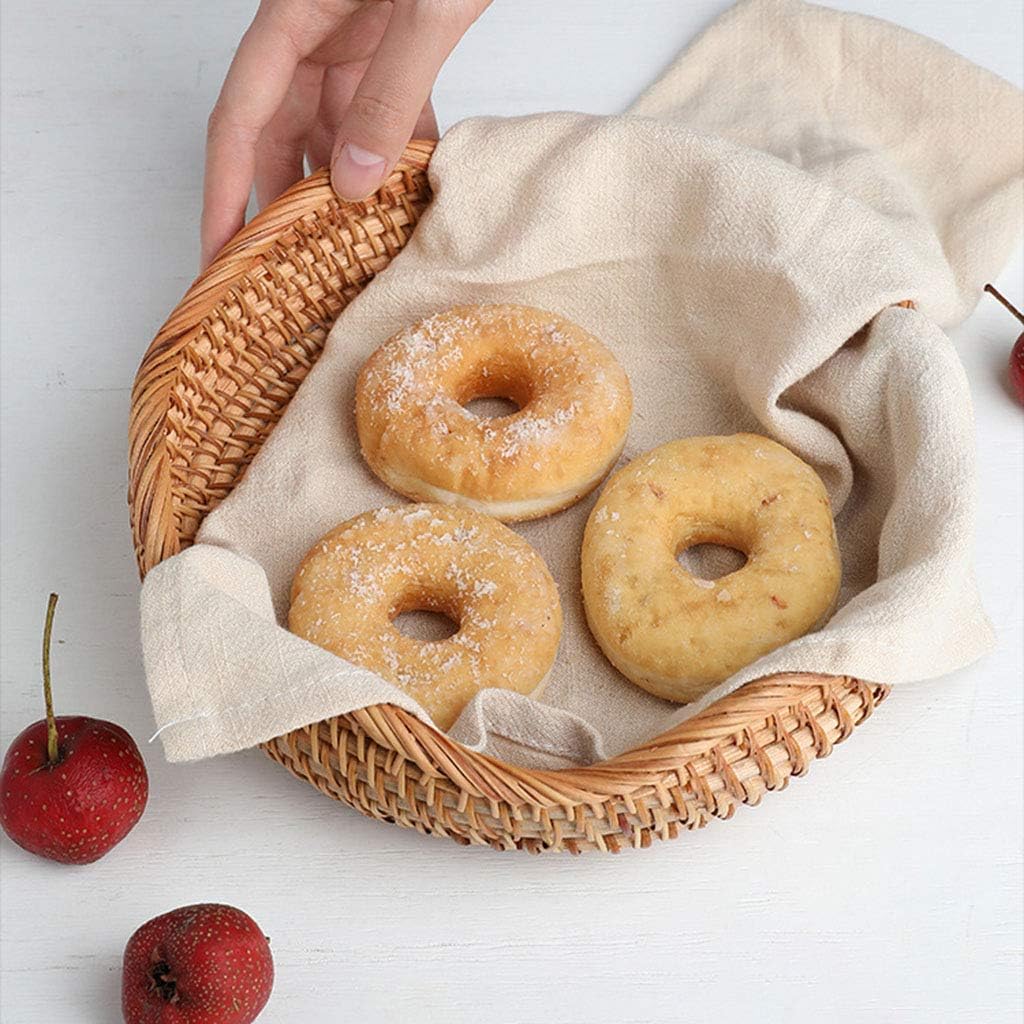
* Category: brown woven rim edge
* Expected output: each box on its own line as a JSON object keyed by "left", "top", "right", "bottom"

{"left": 128, "top": 139, "right": 889, "bottom": 851}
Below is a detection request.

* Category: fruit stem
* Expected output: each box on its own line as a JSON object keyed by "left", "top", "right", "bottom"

{"left": 985, "top": 284, "right": 1024, "bottom": 326}
{"left": 42, "top": 593, "right": 59, "bottom": 765}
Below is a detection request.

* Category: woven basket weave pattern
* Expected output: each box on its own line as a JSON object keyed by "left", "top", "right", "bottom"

{"left": 129, "top": 141, "right": 887, "bottom": 853}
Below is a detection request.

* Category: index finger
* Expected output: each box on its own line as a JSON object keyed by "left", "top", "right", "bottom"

{"left": 329, "top": 0, "right": 488, "bottom": 200}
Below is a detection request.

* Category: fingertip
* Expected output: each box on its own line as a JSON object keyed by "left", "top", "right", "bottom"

{"left": 199, "top": 221, "right": 229, "bottom": 272}
{"left": 199, "top": 198, "right": 247, "bottom": 272}
{"left": 413, "top": 98, "right": 439, "bottom": 141}
{"left": 199, "top": 222, "right": 219, "bottom": 272}
{"left": 330, "top": 142, "right": 388, "bottom": 201}
{"left": 199, "top": 245, "right": 218, "bottom": 272}
{"left": 199, "top": 236, "right": 213, "bottom": 272}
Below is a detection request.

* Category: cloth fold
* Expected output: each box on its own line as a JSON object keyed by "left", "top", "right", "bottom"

{"left": 141, "top": 0, "right": 1022, "bottom": 763}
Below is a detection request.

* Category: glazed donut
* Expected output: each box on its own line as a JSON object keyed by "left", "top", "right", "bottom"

{"left": 355, "top": 305, "right": 632, "bottom": 521}
{"left": 581, "top": 435, "right": 841, "bottom": 703}
{"left": 289, "top": 504, "right": 562, "bottom": 730}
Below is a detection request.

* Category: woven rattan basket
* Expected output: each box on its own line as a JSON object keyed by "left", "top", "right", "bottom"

{"left": 129, "top": 140, "right": 888, "bottom": 853}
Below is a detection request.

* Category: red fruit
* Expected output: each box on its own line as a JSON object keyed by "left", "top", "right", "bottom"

{"left": 0, "top": 715, "right": 148, "bottom": 863}
{"left": 0, "top": 594, "right": 148, "bottom": 864}
{"left": 1010, "top": 333, "right": 1024, "bottom": 404}
{"left": 122, "top": 904, "right": 274, "bottom": 1024}
{"left": 984, "top": 284, "right": 1024, "bottom": 405}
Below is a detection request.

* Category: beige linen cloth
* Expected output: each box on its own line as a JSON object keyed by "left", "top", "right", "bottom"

{"left": 141, "top": 0, "right": 1024, "bottom": 764}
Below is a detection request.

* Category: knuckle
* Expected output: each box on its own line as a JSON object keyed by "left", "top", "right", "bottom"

{"left": 348, "top": 93, "right": 406, "bottom": 138}
{"left": 405, "top": 0, "right": 478, "bottom": 28}
{"left": 258, "top": 3, "right": 306, "bottom": 56}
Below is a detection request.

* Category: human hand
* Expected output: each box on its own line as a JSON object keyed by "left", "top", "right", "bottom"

{"left": 201, "top": 0, "right": 490, "bottom": 268}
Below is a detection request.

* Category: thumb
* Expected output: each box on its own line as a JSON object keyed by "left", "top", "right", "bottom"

{"left": 330, "top": 2, "right": 480, "bottom": 200}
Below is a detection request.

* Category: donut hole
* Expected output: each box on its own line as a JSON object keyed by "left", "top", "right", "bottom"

{"left": 392, "top": 608, "right": 460, "bottom": 642}
{"left": 391, "top": 589, "right": 461, "bottom": 641}
{"left": 676, "top": 543, "right": 748, "bottom": 581}
{"left": 463, "top": 396, "right": 521, "bottom": 420}
{"left": 456, "top": 361, "right": 534, "bottom": 420}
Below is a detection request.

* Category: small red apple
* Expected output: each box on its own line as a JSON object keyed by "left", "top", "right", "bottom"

{"left": 984, "top": 284, "right": 1024, "bottom": 404}
{"left": 1010, "top": 334, "right": 1024, "bottom": 404}
{"left": 122, "top": 904, "right": 274, "bottom": 1024}
{"left": 0, "top": 593, "right": 148, "bottom": 863}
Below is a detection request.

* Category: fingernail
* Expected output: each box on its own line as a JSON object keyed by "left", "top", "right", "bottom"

{"left": 332, "top": 143, "right": 387, "bottom": 200}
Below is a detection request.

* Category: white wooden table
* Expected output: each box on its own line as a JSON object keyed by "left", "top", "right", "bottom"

{"left": 2, "top": 3, "right": 1021, "bottom": 1021}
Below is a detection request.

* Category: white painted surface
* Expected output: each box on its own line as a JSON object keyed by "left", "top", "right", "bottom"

{"left": 1, "top": 2, "right": 1021, "bottom": 1021}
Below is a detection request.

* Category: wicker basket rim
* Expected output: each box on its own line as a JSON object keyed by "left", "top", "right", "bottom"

{"left": 127, "top": 139, "right": 887, "bottom": 815}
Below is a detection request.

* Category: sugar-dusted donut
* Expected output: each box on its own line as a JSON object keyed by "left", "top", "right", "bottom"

{"left": 581, "top": 435, "right": 841, "bottom": 703}
{"left": 355, "top": 305, "right": 632, "bottom": 521}
{"left": 289, "top": 504, "right": 562, "bottom": 729}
